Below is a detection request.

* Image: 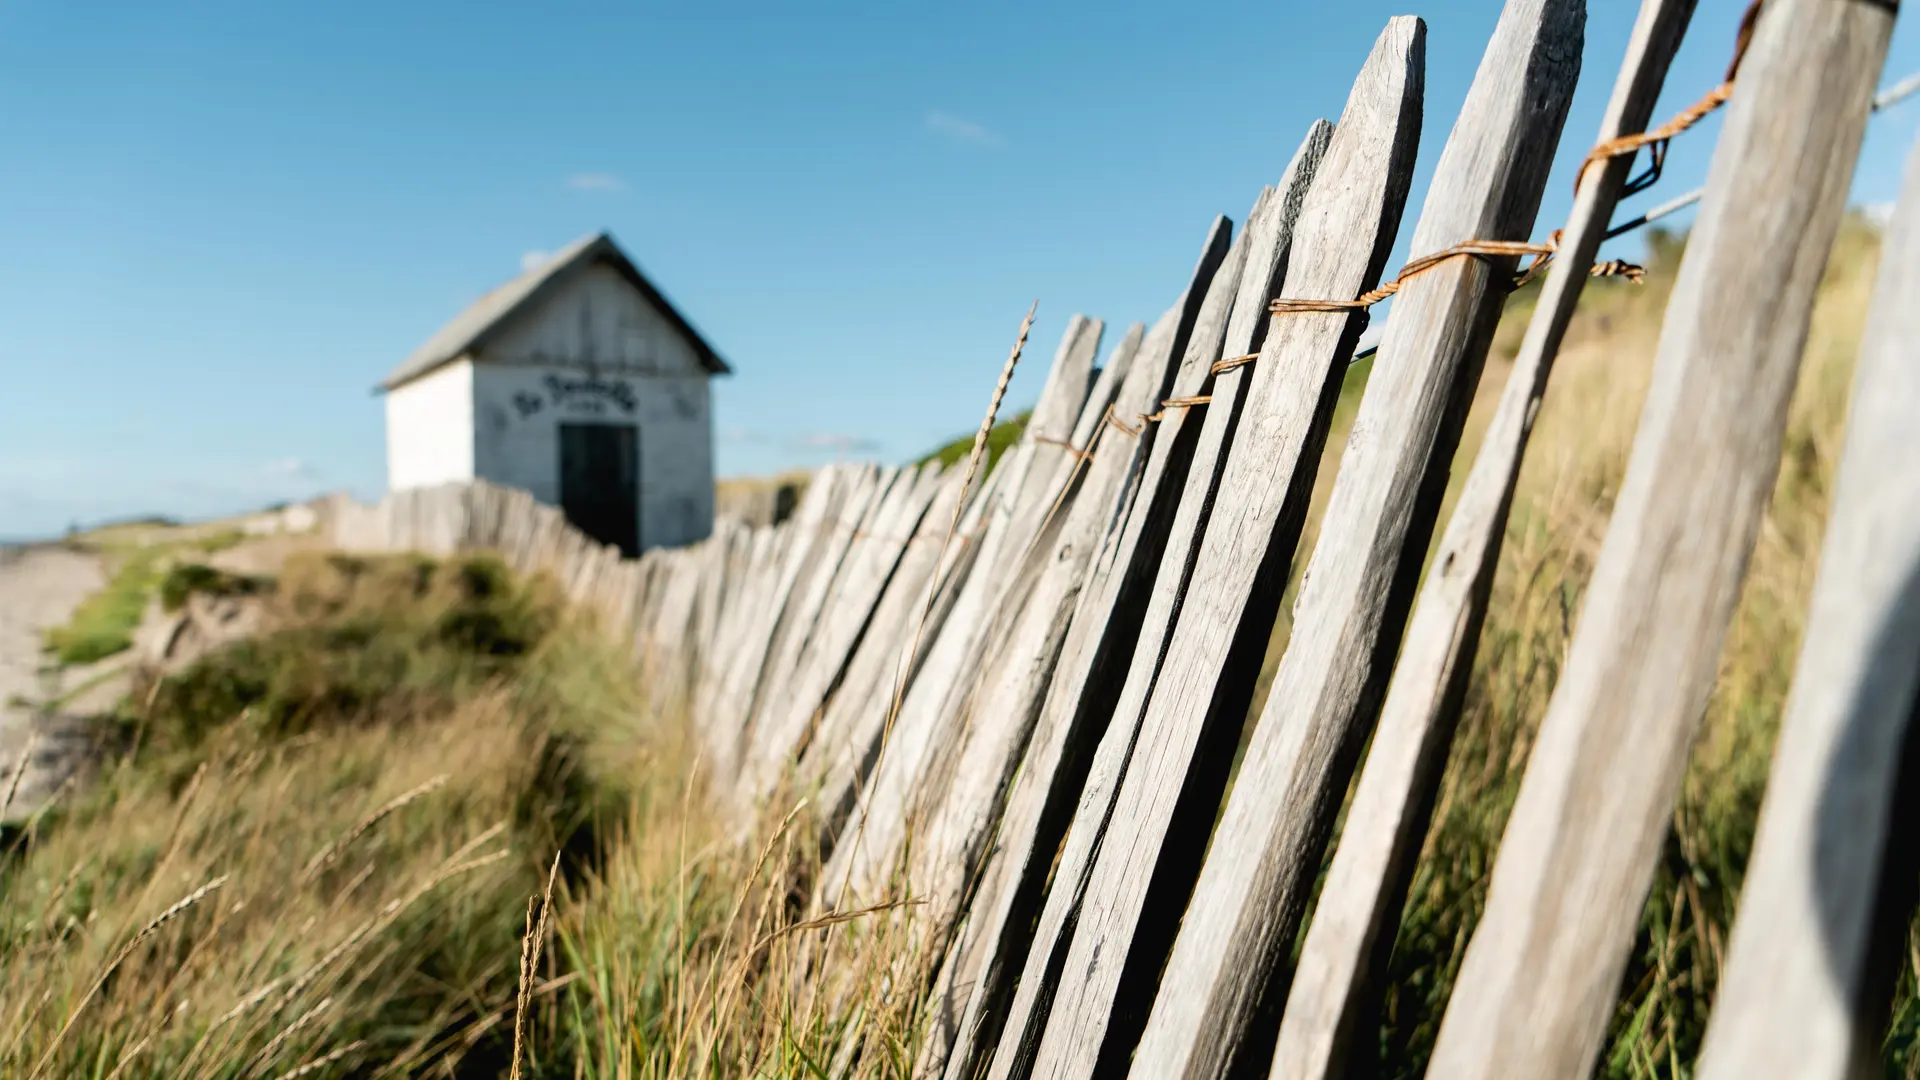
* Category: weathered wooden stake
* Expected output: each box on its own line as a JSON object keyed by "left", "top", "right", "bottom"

{"left": 1266, "top": 6, "right": 1699, "bottom": 1074}
{"left": 1426, "top": 0, "right": 1897, "bottom": 1074}
{"left": 1693, "top": 128, "right": 1920, "bottom": 1080}
{"left": 1133, "top": 1, "right": 1584, "bottom": 1076}
{"left": 1006, "top": 19, "right": 1426, "bottom": 1078}
{"left": 983, "top": 123, "right": 1334, "bottom": 1080}
{"left": 906, "top": 215, "right": 1231, "bottom": 1076}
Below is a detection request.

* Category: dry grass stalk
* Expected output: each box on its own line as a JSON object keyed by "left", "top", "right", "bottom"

{"left": 2, "top": 729, "right": 36, "bottom": 820}
{"left": 271, "top": 1039, "right": 367, "bottom": 1080}
{"left": 120, "top": 760, "right": 210, "bottom": 929}
{"left": 100, "top": 1033, "right": 152, "bottom": 1080}
{"left": 28, "top": 874, "right": 230, "bottom": 1080}
{"left": 672, "top": 748, "right": 702, "bottom": 1056}
{"left": 676, "top": 797, "right": 810, "bottom": 1065}
{"left": 508, "top": 850, "right": 563, "bottom": 1080}
{"left": 750, "top": 895, "right": 929, "bottom": 959}
{"left": 242, "top": 995, "right": 332, "bottom": 1078}
{"left": 279, "top": 840, "right": 510, "bottom": 1007}
{"left": 299, "top": 772, "right": 450, "bottom": 881}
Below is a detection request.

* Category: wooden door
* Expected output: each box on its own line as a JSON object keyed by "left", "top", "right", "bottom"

{"left": 559, "top": 422, "right": 640, "bottom": 556}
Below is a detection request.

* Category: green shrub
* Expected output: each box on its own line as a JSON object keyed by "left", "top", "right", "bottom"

{"left": 919, "top": 409, "right": 1030, "bottom": 471}
{"left": 157, "top": 562, "right": 269, "bottom": 612}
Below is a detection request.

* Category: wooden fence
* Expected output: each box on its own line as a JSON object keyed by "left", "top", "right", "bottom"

{"left": 331, "top": 0, "right": 1920, "bottom": 1075}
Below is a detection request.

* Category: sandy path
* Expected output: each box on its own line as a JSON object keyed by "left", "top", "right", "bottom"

{"left": 0, "top": 544, "right": 106, "bottom": 821}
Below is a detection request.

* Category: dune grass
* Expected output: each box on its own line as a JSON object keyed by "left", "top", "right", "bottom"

{"left": 3, "top": 549, "right": 925, "bottom": 1079}
{"left": 2, "top": 551, "right": 651, "bottom": 1078}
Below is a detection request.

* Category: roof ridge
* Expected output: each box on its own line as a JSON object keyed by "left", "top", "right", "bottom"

{"left": 377, "top": 231, "right": 728, "bottom": 391}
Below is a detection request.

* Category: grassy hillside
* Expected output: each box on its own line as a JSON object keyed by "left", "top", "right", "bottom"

{"left": 1, "top": 215, "right": 1906, "bottom": 1079}
{"left": 2, "top": 553, "right": 650, "bottom": 1077}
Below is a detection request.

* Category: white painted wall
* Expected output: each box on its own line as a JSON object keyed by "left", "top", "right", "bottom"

{"left": 385, "top": 360, "right": 475, "bottom": 490}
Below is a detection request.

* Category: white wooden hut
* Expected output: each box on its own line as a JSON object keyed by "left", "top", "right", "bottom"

{"left": 380, "top": 232, "right": 730, "bottom": 555}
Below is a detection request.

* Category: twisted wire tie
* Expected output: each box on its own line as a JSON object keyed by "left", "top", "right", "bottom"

{"left": 1574, "top": 0, "right": 1763, "bottom": 195}
{"left": 1139, "top": 395, "right": 1214, "bottom": 424}
{"left": 1267, "top": 232, "right": 1643, "bottom": 319}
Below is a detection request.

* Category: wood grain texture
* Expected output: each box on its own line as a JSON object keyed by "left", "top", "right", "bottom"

{"left": 799, "top": 469, "right": 975, "bottom": 837}
{"left": 1009, "top": 21, "right": 1427, "bottom": 1078}
{"left": 744, "top": 464, "right": 946, "bottom": 804}
{"left": 1692, "top": 128, "right": 1920, "bottom": 1080}
{"left": 1002, "top": 317, "right": 1107, "bottom": 578}
{"left": 905, "top": 218, "right": 1231, "bottom": 1077}
{"left": 740, "top": 466, "right": 906, "bottom": 790}
{"left": 1424, "top": 0, "right": 1897, "bottom": 1075}
{"left": 699, "top": 523, "right": 790, "bottom": 768}
{"left": 706, "top": 465, "right": 851, "bottom": 772}
{"left": 926, "top": 196, "right": 1267, "bottom": 1080}
{"left": 1134, "top": 2, "right": 1584, "bottom": 1076}
{"left": 824, "top": 321, "right": 1104, "bottom": 905}
{"left": 832, "top": 317, "right": 1145, "bottom": 905}
{"left": 1266, "top": 7, "right": 1698, "bottom": 1073}
{"left": 744, "top": 465, "right": 887, "bottom": 737}
{"left": 985, "top": 122, "right": 1336, "bottom": 1080}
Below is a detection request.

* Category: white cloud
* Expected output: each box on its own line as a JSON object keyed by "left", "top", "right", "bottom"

{"left": 925, "top": 110, "right": 1006, "bottom": 150}
{"left": 565, "top": 172, "right": 626, "bottom": 193}
{"left": 520, "top": 250, "right": 550, "bottom": 273}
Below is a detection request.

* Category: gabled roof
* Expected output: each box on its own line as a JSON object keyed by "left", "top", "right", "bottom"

{"left": 380, "top": 231, "right": 731, "bottom": 391}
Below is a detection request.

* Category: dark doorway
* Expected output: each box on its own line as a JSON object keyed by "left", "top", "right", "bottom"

{"left": 559, "top": 422, "right": 640, "bottom": 556}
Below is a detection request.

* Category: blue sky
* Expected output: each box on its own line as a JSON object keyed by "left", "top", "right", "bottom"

{"left": 2, "top": 1, "right": 1916, "bottom": 539}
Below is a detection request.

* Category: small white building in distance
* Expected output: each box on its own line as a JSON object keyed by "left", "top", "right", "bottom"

{"left": 380, "top": 232, "right": 730, "bottom": 555}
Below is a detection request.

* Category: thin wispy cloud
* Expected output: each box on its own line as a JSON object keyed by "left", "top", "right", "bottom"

{"left": 924, "top": 110, "right": 1006, "bottom": 150}
{"left": 565, "top": 171, "right": 626, "bottom": 193}
{"left": 790, "top": 432, "right": 884, "bottom": 455}
{"left": 261, "top": 458, "right": 319, "bottom": 481}
{"left": 722, "top": 429, "right": 884, "bottom": 456}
